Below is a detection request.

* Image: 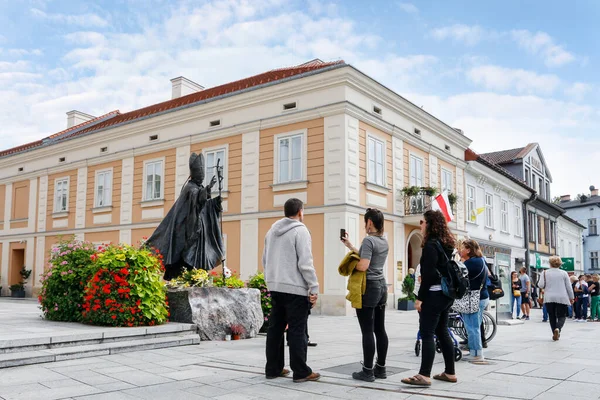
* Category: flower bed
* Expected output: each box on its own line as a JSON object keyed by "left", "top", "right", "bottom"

{"left": 247, "top": 272, "right": 271, "bottom": 332}
{"left": 81, "top": 245, "right": 169, "bottom": 327}
{"left": 39, "top": 240, "right": 97, "bottom": 322}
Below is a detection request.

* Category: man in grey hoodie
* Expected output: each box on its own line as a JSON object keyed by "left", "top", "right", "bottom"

{"left": 263, "top": 198, "right": 320, "bottom": 383}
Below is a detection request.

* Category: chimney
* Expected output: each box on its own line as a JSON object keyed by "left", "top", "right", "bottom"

{"left": 67, "top": 110, "right": 95, "bottom": 128}
{"left": 590, "top": 185, "right": 598, "bottom": 197}
{"left": 170, "top": 76, "right": 204, "bottom": 99}
{"left": 560, "top": 194, "right": 571, "bottom": 202}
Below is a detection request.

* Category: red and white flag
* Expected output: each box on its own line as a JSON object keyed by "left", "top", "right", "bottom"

{"left": 431, "top": 191, "right": 454, "bottom": 223}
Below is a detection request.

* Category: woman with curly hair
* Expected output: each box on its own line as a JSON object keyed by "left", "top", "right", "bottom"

{"left": 402, "top": 210, "right": 457, "bottom": 387}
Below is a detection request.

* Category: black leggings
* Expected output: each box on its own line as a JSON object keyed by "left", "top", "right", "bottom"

{"left": 419, "top": 291, "right": 455, "bottom": 377}
{"left": 356, "top": 305, "right": 388, "bottom": 368}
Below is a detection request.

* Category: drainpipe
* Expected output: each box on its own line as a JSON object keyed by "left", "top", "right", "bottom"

{"left": 523, "top": 193, "right": 537, "bottom": 274}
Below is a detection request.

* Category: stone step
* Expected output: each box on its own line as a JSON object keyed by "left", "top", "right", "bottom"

{"left": 0, "top": 323, "right": 197, "bottom": 354}
{"left": 0, "top": 332, "right": 200, "bottom": 369}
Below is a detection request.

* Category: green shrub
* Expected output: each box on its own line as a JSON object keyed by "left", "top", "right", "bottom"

{"left": 210, "top": 269, "right": 245, "bottom": 288}
{"left": 248, "top": 272, "right": 271, "bottom": 332}
{"left": 401, "top": 275, "right": 417, "bottom": 301}
{"left": 39, "top": 239, "right": 97, "bottom": 322}
{"left": 81, "top": 244, "right": 168, "bottom": 327}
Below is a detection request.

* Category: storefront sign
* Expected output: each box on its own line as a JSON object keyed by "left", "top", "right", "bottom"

{"left": 531, "top": 252, "right": 550, "bottom": 269}
{"left": 560, "top": 257, "right": 574, "bottom": 272}
{"left": 479, "top": 242, "right": 511, "bottom": 258}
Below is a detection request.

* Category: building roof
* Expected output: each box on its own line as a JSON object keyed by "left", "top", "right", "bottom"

{"left": 480, "top": 143, "right": 537, "bottom": 165}
{"left": 0, "top": 110, "right": 121, "bottom": 159}
{"left": 465, "top": 148, "right": 534, "bottom": 194}
{"left": 560, "top": 195, "right": 600, "bottom": 209}
{"left": 0, "top": 59, "right": 344, "bottom": 159}
{"left": 559, "top": 213, "right": 586, "bottom": 229}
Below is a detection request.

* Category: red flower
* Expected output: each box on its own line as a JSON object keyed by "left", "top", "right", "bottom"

{"left": 111, "top": 315, "right": 117, "bottom": 320}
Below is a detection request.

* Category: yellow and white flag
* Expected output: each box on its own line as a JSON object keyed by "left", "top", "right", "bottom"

{"left": 470, "top": 207, "right": 485, "bottom": 222}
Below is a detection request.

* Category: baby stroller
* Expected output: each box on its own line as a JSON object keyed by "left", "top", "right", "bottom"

{"left": 414, "top": 326, "right": 462, "bottom": 361}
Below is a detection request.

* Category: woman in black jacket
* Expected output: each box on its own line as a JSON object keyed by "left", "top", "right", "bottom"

{"left": 402, "top": 210, "right": 457, "bottom": 387}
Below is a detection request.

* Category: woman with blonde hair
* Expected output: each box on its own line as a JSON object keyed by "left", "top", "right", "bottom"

{"left": 537, "top": 256, "right": 575, "bottom": 340}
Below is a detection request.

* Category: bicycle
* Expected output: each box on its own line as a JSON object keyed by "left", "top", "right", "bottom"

{"left": 448, "top": 310, "right": 497, "bottom": 343}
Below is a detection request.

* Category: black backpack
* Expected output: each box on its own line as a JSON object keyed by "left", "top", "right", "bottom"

{"left": 434, "top": 241, "right": 470, "bottom": 300}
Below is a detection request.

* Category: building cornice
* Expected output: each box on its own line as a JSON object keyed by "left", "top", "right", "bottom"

{"left": 467, "top": 161, "right": 533, "bottom": 200}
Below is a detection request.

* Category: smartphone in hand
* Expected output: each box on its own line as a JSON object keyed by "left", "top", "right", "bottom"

{"left": 340, "top": 228, "right": 346, "bottom": 240}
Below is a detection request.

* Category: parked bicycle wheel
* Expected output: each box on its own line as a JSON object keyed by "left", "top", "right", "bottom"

{"left": 483, "top": 311, "right": 497, "bottom": 343}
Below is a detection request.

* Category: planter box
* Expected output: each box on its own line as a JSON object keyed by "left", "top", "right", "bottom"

{"left": 167, "top": 287, "right": 264, "bottom": 341}
{"left": 398, "top": 298, "right": 415, "bottom": 311}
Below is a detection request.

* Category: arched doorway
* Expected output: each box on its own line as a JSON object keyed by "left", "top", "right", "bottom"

{"left": 406, "top": 230, "right": 423, "bottom": 275}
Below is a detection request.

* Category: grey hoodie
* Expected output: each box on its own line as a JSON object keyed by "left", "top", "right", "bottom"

{"left": 262, "top": 218, "right": 319, "bottom": 296}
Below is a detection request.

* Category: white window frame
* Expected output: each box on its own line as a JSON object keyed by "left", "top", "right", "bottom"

{"left": 273, "top": 129, "right": 307, "bottom": 185}
{"left": 591, "top": 251, "right": 598, "bottom": 269}
{"left": 441, "top": 168, "right": 453, "bottom": 193}
{"left": 367, "top": 134, "right": 386, "bottom": 187}
{"left": 202, "top": 145, "right": 229, "bottom": 192}
{"left": 501, "top": 200, "right": 509, "bottom": 233}
{"left": 515, "top": 205, "right": 523, "bottom": 237}
{"left": 485, "top": 193, "right": 494, "bottom": 229}
{"left": 94, "top": 168, "right": 113, "bottom": 208}
{"left": 143, "top": 158, "right": 165, "bottom": 201}
{"left": 467, "top": 185, "right": 476, "bottom": 224}
{"left": 409, "top": 154, "right": 424, "bottom": 187}
{"left": 54, "top": 177, "right": 70, "bottom": 213}
{"left": 589, "top": 218, "right": 598, "bottom": 236}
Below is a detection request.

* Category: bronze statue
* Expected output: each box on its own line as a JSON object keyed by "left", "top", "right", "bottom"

{"left": 145, "top": 153, "right": 225, "bottom": 280}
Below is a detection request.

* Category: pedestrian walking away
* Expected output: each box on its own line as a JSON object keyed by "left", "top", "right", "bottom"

{"left": 262, "top": 198, "right": 321, "bottom": 383}
{"left": 341, "top": 208, "right": 389, "bottom": 382}
{"left": 537, "top": 256, "right": 575, "bottom": 341}
{"left": 519, "top": 268, "right": 531, "bottom": 320}
{"left": 458, "top": 239, "right": 489, "bottom": 363}
{"left": 402, "top": 210, "right": 458, "bottom": 387}
{"left": 590, "top": 274, "right": 600, "bottom": 321}
{"left": 510, "top": 271, "right": 522, "bottom": 319}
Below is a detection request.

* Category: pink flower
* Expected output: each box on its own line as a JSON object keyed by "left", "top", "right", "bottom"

{"left": 61, "top": 261, "right": 68, "bottom": 265}
{"left": 264, "top": 317, "right": 268, "bottom": 321}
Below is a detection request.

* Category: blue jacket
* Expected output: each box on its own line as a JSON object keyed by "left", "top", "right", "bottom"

{"left": 464, "top": 256, "right": 489, "bottom": 300}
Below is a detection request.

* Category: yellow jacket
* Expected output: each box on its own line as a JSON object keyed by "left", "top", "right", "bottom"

{"left": 338, "top": 251, "right": 366, "bottom": 309}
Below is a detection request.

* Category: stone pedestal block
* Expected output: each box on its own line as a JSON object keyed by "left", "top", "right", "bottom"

{"left": 167, "top": 287, "right": 264, "bottom": 341}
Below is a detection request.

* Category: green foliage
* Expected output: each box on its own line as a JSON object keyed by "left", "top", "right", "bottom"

{"left": 401, "top": 186, "right": 438, "bottom": 197}
{"left": 247, "top": 272, "right": 272, "bottom": 331}
{"left": 401, "top": 275, "right": 417, "bottom": 302}
{"left": 210, "top": 269, "right": 245, "bottom": 288}
{"left": 166, "top": 268, "right": 210, "bottom": 289}
{"left": 39, "top": 239, "right": 97, "bottom": 321}
{"left": 81, "top": 244, "right": 168, "bottom": 327}
{"left": 448, "top": 193, "right": 458, "bottom": 207}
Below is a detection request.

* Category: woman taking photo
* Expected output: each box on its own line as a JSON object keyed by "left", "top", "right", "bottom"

{"left": 341, "top": 208, "right": 389, "bottom": 382}
{"left": 458, "top": 240, "right": 488, "bottom": 362}
{"left": 537, "top": 256, "right": 574, "bottom": 340}
{"left": 401, "top": 210, "right": 457, "bottom": 387}
{"left": 510, "top": 271, "right": 522, "bottom": 319}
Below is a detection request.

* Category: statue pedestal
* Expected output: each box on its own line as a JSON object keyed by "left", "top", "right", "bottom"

{"left": 167, "top": 287, "right": 264, "bottom": 341}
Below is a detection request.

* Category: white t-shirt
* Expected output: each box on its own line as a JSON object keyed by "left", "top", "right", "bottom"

{"left": 576, "top": 281, "right": 589, "bottom": 298}
{"left": 413, "top": 265, "right": 421, "bottom": 296}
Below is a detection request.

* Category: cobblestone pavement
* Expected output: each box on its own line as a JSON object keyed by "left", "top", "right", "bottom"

{"left": 2, "top": 301, "right": 600, "bottom": 400}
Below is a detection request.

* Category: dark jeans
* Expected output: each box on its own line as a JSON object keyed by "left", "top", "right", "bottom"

{"left": 576, "top": 297, "right": 589, "bottom": 319}
{"left": 546, "top": 302, "right": 568, "bottom": 332}
{"left": 355, "top": 279, "right": 388, "bottom": 369}
{"left": 418, "top": 291, "right": 455, "bottom": 377}
{"left": 266, "top": 292, "right": 312, "bottom": 380}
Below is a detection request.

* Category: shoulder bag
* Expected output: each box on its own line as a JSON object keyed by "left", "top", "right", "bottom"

{"left": 537, "top": 270, "right": 546, "bottom": 307}
{"left": 452, "top": 259, "right": 486, "bottom": 314}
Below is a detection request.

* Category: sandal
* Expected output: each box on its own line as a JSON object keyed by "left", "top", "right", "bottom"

{"left": 401, "top": 375, "right": 431, "bottom": 387}
{"left": 433, "top": 373, "right": 457, "bottom": 383}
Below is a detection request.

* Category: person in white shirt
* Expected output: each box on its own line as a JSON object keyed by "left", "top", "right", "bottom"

{"left": 574, "top": 275, "right": 589, "bottom": 322}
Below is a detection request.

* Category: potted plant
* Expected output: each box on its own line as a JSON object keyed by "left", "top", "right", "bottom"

{"left": 448, "top": 193, "right": 458, "bottom": 208}
{"left": 423, "top": 187, "right": 438, "bottom": 197}
{"left": 230, "top": 324, "right": 245, "bottom": 340}
{"left": 10, "top": 266, "right": 32, "bottom": 298}
{"left": 401, "top": 186, "right": 421, "bottom": 197}
{"left": 398, "top": 274, "right": 417, "bottom": 311}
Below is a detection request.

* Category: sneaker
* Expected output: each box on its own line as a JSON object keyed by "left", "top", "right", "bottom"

{"left": 266, "top": 369, "right": 290, "bottom": 379}
{"left": 542, "top": 319, "right": 548, "bottom": 322}
{"left": 307, "top": 341, "right": 318, "bottom": 347}
{"left": 352, "top": 367, "right": 375, "bottom": 382}
{"left": 552, "top": 328, "right": 560, "bottom": 341}
{"left": 293, "top": 372, "right": 321, "bottom": 383}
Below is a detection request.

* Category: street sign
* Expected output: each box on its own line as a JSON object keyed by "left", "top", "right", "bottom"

{"left": 560, "top": 257, "right": 575, "bottom": 272}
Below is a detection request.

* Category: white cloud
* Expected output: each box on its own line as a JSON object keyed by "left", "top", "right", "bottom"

{"left": 6, "top": 49, "right": 43, "bottom": 56}
{"left": 30, "top": 8, "right": 109, "bottom": 27}
{"left": 467, "top": 65, "right": 561, "bottom": 95}
{"left": 564, "top": 82, "right": 592, "bottom": 101}
{"left": 398, "top": 3, "right": 419, "bottom": 14}
{"left": 511, "top": 30, "right": 575, "bottom": 67}
{"left": 430, "top": 24, "right": 486, "bottom": 46}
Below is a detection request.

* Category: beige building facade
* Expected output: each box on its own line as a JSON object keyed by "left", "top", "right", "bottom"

{"left": 0, "top": 60, "right": 471, "bottom": 315}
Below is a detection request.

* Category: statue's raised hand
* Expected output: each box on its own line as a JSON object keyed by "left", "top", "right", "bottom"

{"left": 209, "top": 175, "right": 217, "bottom": 188}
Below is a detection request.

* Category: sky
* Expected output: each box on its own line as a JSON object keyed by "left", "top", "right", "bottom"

{"left": 1, "top": 0, "right": 599, "bottom": 197}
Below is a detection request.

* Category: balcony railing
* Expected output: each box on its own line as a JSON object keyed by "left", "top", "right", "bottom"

{"left": 404, "top": 190, "right": 433, "bottom": 216}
